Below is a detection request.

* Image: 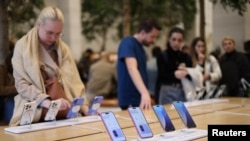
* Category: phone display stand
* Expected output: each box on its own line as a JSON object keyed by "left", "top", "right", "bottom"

{"left": 5, "top": 116, "right": 101, "bottom": 134}
{"left": 22, "top": 110, "right": 33, "bottom": 129}
{"left": 69, "top": 113, "right": 81, "bottom": 123}
{"left": 131, "top": 129, "right": 207, "bottom": 141}
{"left": 52, "top": 117, "right": 57, "bottom": 125}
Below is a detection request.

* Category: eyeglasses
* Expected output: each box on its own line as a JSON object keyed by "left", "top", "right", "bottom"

{"left": 41, "top": 25, "right": 63, "bottom": 38}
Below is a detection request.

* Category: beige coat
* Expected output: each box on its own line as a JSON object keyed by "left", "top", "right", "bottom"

{"left": 9, "top": 26, "right": 88, "bottom": 126}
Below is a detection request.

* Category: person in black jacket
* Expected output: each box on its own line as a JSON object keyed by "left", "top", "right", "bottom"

{"left": 156, "top": 27, "right": 192, "bottom": 104}
{"left": 219, "top": 36, "right": 250, "bottom": 97}
{"left": 244, "top": 40, "right": 250, "bottom": 63}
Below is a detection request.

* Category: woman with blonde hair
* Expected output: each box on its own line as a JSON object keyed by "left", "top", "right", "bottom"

{"left": 10, "top": 6, "right": 89, "bottom": 126}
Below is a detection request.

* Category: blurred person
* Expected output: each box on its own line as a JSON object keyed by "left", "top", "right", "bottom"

{"left": 181, "top": 44, "right": 190, "bottom": 55}
{"left": 244, "top": 40, "right": 250, "bottom": 63}
{"left": 189, "top": 37, "right": 222, "bottom": 99}
{"left": 0, "top": 43, "right": 18, "bottom": 123}
{"left": 117, "top": 18, "right": 161, "bottom": 110}
{"left": 210, "top": 47, "right": 222, "bottom": 61}
{"left": 78, "top": 48, "right": 94, "bottom": 84}
{"left": 156, "top": 27, "right": 192, "bottom": 105}
{"left": 219, "top": 36, "right": 250, "bottom": 97}
{"left": 10, "top": 6, "right": 89, "bottom": 126}
{"left": 86, "top": 51, "right": 117, "bottom": 103}
{"left": 146, "top": 46, "right": 162, "bottom": 104}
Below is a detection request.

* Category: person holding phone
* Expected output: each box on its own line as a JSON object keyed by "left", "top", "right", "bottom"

{"left": 9, "top": 6, "right": 89, "bottom": 126}
{"left": 189, "top": 37, "right": 222, "bottom": 99}
{"left": 117, "top": 18, "right": 161, "bottom": 110}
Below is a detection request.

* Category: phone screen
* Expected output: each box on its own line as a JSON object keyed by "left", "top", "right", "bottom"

{"left": 88, "top": 96, "right": 104, "bottom": 115}
{"left": 44, "top": 100, "right": 62, "bottom": 121}
{"left": 100, "top": 112, "right": 126, "bottom": 141}
{"left": 20, "top": 101, "right": 37, "bottom": 125}
{"left": 128, "top": 107, "right": 153, "bottom": 138}
{"left": 66, "top": 97, "right": 84, "bottom": 119}
{"left": 173, "top": 101, "right": 196, "bottom": 128}
{"left": 153, "top": 105, "right": 175, "bottom": 132}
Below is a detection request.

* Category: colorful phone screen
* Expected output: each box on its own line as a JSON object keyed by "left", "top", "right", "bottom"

{"left": 173, "top": 101, "right": 196, "bottom": 128}
{"left": 153, "top": 105, "right": 175, "bottom": 131}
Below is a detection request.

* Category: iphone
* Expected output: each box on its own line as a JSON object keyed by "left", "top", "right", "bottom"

{"left": 20, "top": 101, "right": 37, "bottom": 125}
{"left": 128, "top": 107, "right": 153, "bottom": 138}
{"left": 100, "top": 111, "right": 126, "bottom": 141}
{"left": 88, "top": 96, "right": 104, "bottom": 115}
{"left": 153, "top": 105, "right": 175, "bottom": 132}
{"left": 173, "top": 101, "right": 196, "bottom": 128}
{"left": 66, "top": 97, "right": 84, "bottom": 118}
{"left": 44, "top": 99, "right": 62, "bottom": 121}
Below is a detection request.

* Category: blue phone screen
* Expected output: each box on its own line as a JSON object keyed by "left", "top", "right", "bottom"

{"left": 101, "top": 112, "right": 126, "bottom": 141}
{"left": 153, "top": 105, "right": 175, "bottom": 131}
{"left": 88, "top": 96, "right": 104, "bottom": 115}
{"left": 128, "top": 107, "right": 153, "bottom": 138}
{"left": 173, "top": 101, "right": 196, "bottom": 128}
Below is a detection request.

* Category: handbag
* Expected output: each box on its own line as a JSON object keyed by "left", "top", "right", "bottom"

{"left": 40, "top": 69, "right": 69, "bottom": 121}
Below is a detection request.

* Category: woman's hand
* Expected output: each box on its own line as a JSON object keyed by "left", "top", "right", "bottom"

{"left": 203, "top": 73, "right": 210, "bottom": 81}
{"left": 175, "top": 70, "right": 188, "bottom": 79}
{"left": 41, "top": 99, "right": 51, "bottom": 109}
{"left": 58, "top": 98, "right": 71, "bottom": 111}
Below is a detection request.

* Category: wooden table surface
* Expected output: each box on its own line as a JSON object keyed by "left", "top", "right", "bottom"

{"left": 1, "top": 97, "right": 250, "bottom": 141}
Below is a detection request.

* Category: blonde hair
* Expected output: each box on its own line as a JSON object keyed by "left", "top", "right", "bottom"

{"left": 37, "top": 6, "right": 64, "bottom": 25}
{"left": 222, "top": 36, "right": 235, "bottom": 46}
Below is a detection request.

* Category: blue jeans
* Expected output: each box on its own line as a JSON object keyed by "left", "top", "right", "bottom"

{"left": 2, "top": 97, "right": 15, "bottom": 123}
{"left": 159, "top": 85, "right": 186, "bottom": 105}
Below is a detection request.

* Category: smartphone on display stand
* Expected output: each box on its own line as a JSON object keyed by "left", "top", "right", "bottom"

{"left": 213, "top": 85, "right": 226, "bottom": 98}
{"left": 20, "top": 101, "right": 37, "bottom": 126}
{"left": 88, "top": 96, "right": 104, "bottom": 115}
{"left": 100, "top": 111, "right": 126, "bottom": 141}
{"left": 66, "top": 97, "right": 84, "bottom": 119}
{"left": 153, "top": 105, "right": 175, "bottom": 132}
{"left": 128, "top": 107, "right": 153, "bottom": 139}
{"left": 44, "top": 99, "right": 62, "bottom": 121}
{"left": 173, "top": 101, "right": 196, "bottom": 128}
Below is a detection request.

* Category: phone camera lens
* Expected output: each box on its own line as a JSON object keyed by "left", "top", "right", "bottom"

{"left": 139, "top": 125, "right": 145, "bottom": 132}
{"left": 113, "top": 130, "right": 118, "bottom": 137}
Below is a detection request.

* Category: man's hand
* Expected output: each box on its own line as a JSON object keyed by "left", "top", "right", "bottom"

{"left": 140, "top": 93, "right": 152, "bottom": 110}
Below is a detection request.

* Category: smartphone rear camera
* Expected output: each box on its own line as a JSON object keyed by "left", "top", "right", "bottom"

{"left": 113, "top": 130, "right": 118, "bottom": 137}
{"left": 139, "top": 125, "right": 145, "bottom": 132}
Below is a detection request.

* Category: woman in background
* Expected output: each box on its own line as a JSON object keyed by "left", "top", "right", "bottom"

{"left": 189, "top": 37, "right": 222, "bottom": 99}
{"left": 156, "top": 27, "right": 192, "bottom": 104}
